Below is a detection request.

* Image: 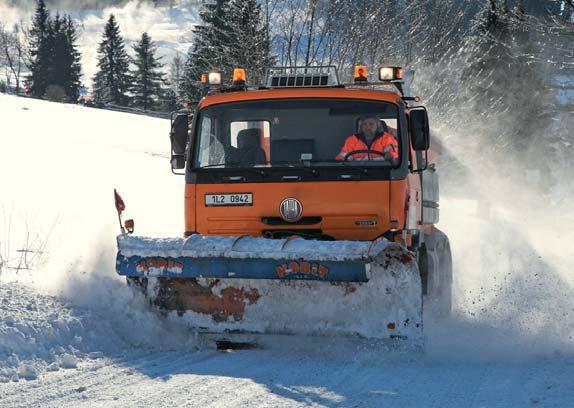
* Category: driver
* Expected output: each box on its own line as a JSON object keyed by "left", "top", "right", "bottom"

{"left": 336, "top": 115, "right": 398, "bottom": 162}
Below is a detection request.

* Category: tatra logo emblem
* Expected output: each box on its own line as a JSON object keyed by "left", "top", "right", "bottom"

{"left": 279, "top": 198, "right": 303, "bottom": 222}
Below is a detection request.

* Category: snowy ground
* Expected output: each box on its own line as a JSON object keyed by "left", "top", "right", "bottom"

{"left": 1, "top": 94, "right": 574, "bottom": 407}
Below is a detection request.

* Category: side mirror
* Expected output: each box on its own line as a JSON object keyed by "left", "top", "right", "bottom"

{"left": 410, "top": 109, "right": 430, "bottom": 151}
{"left": 171, "top": 154, "right": 186, "bottom": 170}
{"left": 171, "top": 113, "right": 189, "bottom": 155}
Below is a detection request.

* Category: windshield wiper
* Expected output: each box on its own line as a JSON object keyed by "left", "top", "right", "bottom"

{"left": 306, "top": 159, "right": 391, "bottom": 165}
{"left": 199, "top": 161, "right": 319, "bottom": 177}
{"left": 304, "top": 159, "right": 352, "bottom": 165}
{"left": 268, "top": 160, "right": 320, "bottom": 177}
{"left": 198, "top": 162, "right": 268, "bottom": 177}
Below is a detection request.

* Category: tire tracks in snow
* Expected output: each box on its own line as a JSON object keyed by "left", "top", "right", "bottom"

{"left": 0, "top": 351, "right": 162, "bottom": 407}
{"left": 75, "top": 350, "right": 293, "bottom": 408}
{"left": 169, "top": 350, "right": 346, "bottom": 408}
{"left": 70, "top": 350, "right": 316, "bottom": 408}
{"left": 0, "top": 350, "right": 220, "bottom": 408}
{"left": 73, "top": 351, "right": 232, "bottom": 408}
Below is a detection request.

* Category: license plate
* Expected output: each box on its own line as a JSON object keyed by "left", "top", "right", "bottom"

{"left": 205, "top": 193, "right": 253, "bottom": 206}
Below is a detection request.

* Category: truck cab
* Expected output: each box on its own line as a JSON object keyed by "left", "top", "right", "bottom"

{"left": 173, "top": 67, "right": 435, "bottom": 246}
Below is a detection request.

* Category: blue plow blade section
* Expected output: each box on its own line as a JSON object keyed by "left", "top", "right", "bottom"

{"left": 116, "top": 254, "right": 368, "bottom": 282}
{"left": 115, "top": 234, "right": 393, "bottom": 282}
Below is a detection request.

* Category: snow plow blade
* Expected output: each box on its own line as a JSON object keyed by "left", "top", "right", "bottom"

{"left": 116, "top": 235, "right": 423, "bottom": 343}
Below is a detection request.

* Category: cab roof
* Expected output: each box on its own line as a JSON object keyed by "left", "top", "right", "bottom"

{"left": 198, "top": 87, "right": 403, "bottom": 110}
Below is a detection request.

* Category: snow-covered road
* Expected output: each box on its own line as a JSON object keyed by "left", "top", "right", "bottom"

{"left": 3, "top": 349, "right": 573, "bottom": 408}
{"left": 2, "top": 284, "right": 573, "bottom": 408}
{"left": 1, "top": 94, "right": 573, "bottom": 407}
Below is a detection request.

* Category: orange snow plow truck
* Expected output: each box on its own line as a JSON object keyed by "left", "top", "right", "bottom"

{"left": 115, "top": 66, "right": 452, "bottom": 349}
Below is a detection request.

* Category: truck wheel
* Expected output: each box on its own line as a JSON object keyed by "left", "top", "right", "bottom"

{"left": 434, "top": 238, "right": 452, "bottom": 317}
{"left": 417, "top": 244, "right": 429, "bottom": 296}
{"left": 423, "top": 231, "right": 452, "bottom": 317}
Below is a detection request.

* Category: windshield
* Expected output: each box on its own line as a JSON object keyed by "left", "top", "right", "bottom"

{"left": 193, "top": 99, "right": 400, "bottom": 169}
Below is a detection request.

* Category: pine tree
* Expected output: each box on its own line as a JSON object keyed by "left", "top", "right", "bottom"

{"left": 180, "top": 0, "right": 274, "bottom": 100}
{"left": 28, "top": 0, "right": 51, "bottom": 97}
{"left": 180, "top": 0, "right": 232, "bottom": 100}
{"left": 131, "top": 32, "right": 166, "bottom": 110}
{"left": 63, "top": 16, "right": 82, "bottom": 101}
{"left": 46, "top": 14, "right": 73, "bottom": 98}
{"left": 227, "top": 0, "right": 274, "bottom": 86}
{"left": 169, "top": 54, "right": 184, "bottom": 98}
{"left": 159, "top": 87, "right": 177, "bottom": 111}
{"left": 43, "top": 14, "right": 82, "bottom": 102}
{"left": 92, "top": 14, "right": 132, "bottom": 106}
{"left": 28, "top": 2, "right": 82, "bottom": 102}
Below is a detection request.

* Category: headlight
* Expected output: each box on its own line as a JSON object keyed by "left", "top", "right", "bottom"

{"left": 208, "top": 71, "right": 222, "bottom": 85}
{"left": 378, "top": 66, "right": 403, "bottom": 81}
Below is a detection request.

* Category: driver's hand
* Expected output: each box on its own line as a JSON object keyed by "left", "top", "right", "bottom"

{"left": 368, "top": 151, "right": 387, "bottom": 160}
{"left": 371, "top": 155, "right": 386, "bottom": 161}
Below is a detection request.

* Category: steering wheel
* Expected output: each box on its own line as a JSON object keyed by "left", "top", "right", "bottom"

{"left": 344, "top": 149, "right": 387, "bottom": 161}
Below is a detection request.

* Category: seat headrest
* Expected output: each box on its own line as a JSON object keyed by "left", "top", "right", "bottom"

{"left": 380, "top": 120, "right": 389, "bottom": 133}
{"left": 237, "top": 128, "right": 261, "bottom": 149}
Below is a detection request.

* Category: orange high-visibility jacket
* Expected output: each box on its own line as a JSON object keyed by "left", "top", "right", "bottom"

{"left": 336, "top": 132, "right": 398, "bottom": 161}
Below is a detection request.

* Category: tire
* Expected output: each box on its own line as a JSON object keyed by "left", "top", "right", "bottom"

{"left": 417, "top": 244, "right": 429, "bottom": 296}
{"left": 433, "top": 237, "right": 452, "bottom": 317}
{"left": 422, "top": 230, "right": 452, "bottom": 317}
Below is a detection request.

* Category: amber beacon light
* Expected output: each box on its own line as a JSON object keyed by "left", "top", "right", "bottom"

{"left": 354, "top": 65, "right": 368, "bottom": 82}
{"left": 232, "top": 68, "right": 246, "bottom": 86}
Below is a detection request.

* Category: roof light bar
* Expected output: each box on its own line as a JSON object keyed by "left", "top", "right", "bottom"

{"left": 266, "top": 66, "right": 340, "bottom": 88}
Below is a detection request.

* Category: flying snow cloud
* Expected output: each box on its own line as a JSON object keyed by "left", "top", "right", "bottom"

{"left": 0, "top": 0, "right": 200, "bottom": 88}
{"left": 413, "top": 56, "right": 574, "bottom": 360}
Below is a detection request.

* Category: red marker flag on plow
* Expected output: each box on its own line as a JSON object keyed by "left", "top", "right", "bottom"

{"left": 114, "top": 189, "right": 126, "bottom": 214}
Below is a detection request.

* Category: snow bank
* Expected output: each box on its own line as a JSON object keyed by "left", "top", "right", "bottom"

{"left": 0, "top": 256, "right": 199, "bottom": 382}
{"left": 0, "top": 94, "right": 194, "bottom": 381}
{"left": 0, "top": 283, "right": 104, "bottom": 382}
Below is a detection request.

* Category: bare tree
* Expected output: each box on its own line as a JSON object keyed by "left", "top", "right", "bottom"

{"left": 0, "top": 23, "right": 26, "bottom": 94}
{"left": 273, "top": 0, "right": 331, "bottom": 67}
{"left": 270, "top": 0, "right": 427, "bottom": 77}
{"left": 170, "top": 53, "right": 184, "bottom": 97}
